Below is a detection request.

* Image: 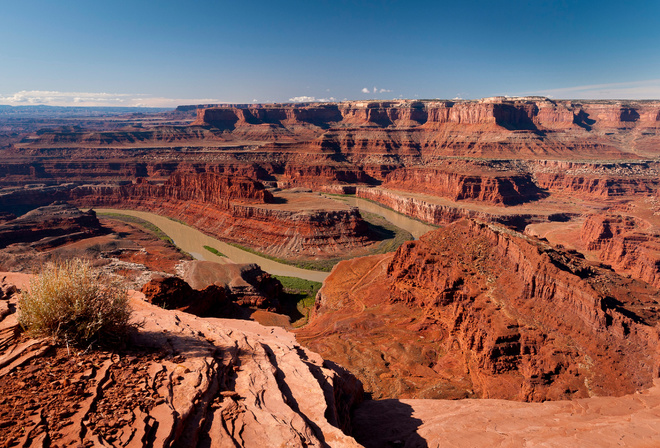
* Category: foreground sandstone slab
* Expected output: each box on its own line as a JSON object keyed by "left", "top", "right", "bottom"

{"left": 0, "top": 287, "right": 363, "bottom": 447}
{"left": 353, "top": 380, "right": 660, "bottom": 447}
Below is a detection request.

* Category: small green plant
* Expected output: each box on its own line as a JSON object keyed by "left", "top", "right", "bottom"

{"left": 203, "top": 245, "right": 226, "bottom": 257}
{"left": 18, "top": 259, "right": 132, "bottom": 347}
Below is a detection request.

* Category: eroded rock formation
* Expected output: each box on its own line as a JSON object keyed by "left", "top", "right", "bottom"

{"left": 177, "top": 260, "right": 283, "bottom": 308}
{"left": 582, "top": 214, "right": 660, "bottom": 288}
{"left": 0, "top": 285, "right": 364, "bottom": 447}
{"left": 0, "top": 173, "right": 378, "bottom": 260}
{"left": 69, "top": 175, "right": 375, "bottom": 259}
{"left": 0, "top": 202, "right": 105, "bottom": 250}
{"left": 141, "top": 261, "right": 284, "bottom": 316}
{"left": 297, "top": 219, "right": 660, "bottom": 401}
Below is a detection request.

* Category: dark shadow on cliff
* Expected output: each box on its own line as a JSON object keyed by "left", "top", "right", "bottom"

{"left": 277, "top": 292, "right": 307, "bottom": 323}
{"left": 362, "top": 213, "right": 414, "bottom": 253}
{"left": 352, "top": 399, "right": 427, "bottom": 448}
{"left": 367, "top": 222, "right": 396, "bottom": 241}
{"left": 268, "top": 196, "right": 288, "bottom": 204}
{"left": 574, "top": 110, "right": 596, "bottom": 131}
{"left": 0, "top": 203, "right": 42, "bottom": 217}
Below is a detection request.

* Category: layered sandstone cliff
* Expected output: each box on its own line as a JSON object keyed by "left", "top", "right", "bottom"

{"left": 71, "top": 173, "right": 375, "bottom": 259}
{"left": 118, "top": 172, "right": 275, "bottom": 205}
{"left": 297, "top": 220, "right": 660, "bottom": 401}
{"left": 3, "top": 99, "right": 660, "bottom": 196}
{"left": 194, "top": 98, "right": 660, "bottom": 131}
{"left": 355, "top": 186, "right": 537, "bottom": 229}
{"left": 0, "top": 173, "right": 377, "bottom": 260}
{"left": 382, "top": 165, "right": 545, "bottom": 205}
{"left": 581, "top": 214, "right": 660, "bottom": 288}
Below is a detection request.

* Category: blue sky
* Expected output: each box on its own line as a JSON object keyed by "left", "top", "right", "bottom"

{"left": 1, "top": 0, "right": 659, "bottom": 106}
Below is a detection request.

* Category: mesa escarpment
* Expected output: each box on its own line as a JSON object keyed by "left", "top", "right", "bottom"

{"left": 2, "top": 99, "right": 659, "bottom": 215}
{"left": 581, "top": 213, "right": 660, "bottom": 288}
{"left": 0, "top": 172, "right": 379, "bottom": 261}
{"left": 381, "top": 164, "right": 546, "bottom": 205}
{"left": 2, "top": 98, "right": 659, "bottom": 290}
{"left": 297, "top": 219, "right": 660, "bottom": 401}
{"left": 193, "top": 98, "right": 660, "bottom": 131}
{"left": 0, "top": 202, "right": 105, "bottom": 250}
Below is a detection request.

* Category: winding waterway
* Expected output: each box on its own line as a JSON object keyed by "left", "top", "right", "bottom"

{"left": 330, "top": 196, "right": 435, "bottom": 239}
{"left": 95, "top": 198, "right": 434, "bottom": 283}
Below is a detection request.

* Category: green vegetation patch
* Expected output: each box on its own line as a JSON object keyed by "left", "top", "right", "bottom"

{"left": 360, "top": 211, "right": 414, "bottom": 254}
{"left": 98, "top": 212, "right": 174, "bottom": 244}
{"left": 226, "top": 242, "right": 337, "bottom": 272}
{"left": 203, "top": 245, "right": 226, "bottom": 257}
{"left": 274, "top": 275, "right": 322, "bottom": 327}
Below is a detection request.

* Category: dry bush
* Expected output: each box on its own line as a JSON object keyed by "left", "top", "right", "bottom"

{"left": 18, "top": 258, "right": 132, "bottom": 347}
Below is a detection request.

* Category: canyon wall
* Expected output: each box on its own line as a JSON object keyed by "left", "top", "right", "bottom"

{"left": 194, "top": 98, "right": 660, "bottom": 130}
{"left": 0, "top": 202, "right": 105, "bottom": 250}
{"left": 1, "top": 97, "right": 658, "bottom": 286}
{"left": 581, "top": 214, "right": 660, "bottom": 288}
{"left": 355, "top": 186, "right": 535, "bottom": 229}
{"left": 382, "top": 166, "right": 545, "bottom": 205}
{"left": 297, "top": 219, "right": 660, "bottom": 401}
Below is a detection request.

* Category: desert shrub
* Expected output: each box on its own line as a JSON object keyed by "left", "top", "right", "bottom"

{"left": 18, "top": 258, "right": 132, "bottom": 346}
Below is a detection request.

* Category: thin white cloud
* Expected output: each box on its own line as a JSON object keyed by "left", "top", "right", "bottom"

{"left": 531, "top": 79, "right": 660, "bottom": 100}
{"left": 362, "top": 86, "right": 392, "bottom": 95}
{"left": 0, "top": 90, "right": 222, "bottom": 108}
{"left": 288, "top": 96, "right": 336, "bottom": 103}
{"left": 289, "top": 96, "right": 317, "bottom": 102}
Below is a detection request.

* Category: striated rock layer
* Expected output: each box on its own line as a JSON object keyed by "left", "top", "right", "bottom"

{"left": 382, "top": 165, "right": 546, "bottom": 205}
{"left": 355, "top": 186, "right": 536, "bottom": 229}
{"left": 296, "top": 219, "right": 660, "bottom": 401}
{"left": 0, "top": 286, "right": 363, "bottom": 447}
{"left": 581, "top": 213, "right": 660, "bottom": 288}
{"left": 0, "top": 202, "right": 106, "bottom": 250}
{"left": 193, "top": 98, "right": 660, "bottom": 132}
{"left": 0, "top": 172, "right": 377, "bottom": 260}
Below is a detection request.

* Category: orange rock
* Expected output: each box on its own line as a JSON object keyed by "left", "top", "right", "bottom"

{"left": 297, "top": 219, "right": 660, "bottom": 402}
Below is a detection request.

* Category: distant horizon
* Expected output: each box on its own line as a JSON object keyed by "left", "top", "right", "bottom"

{"left": 3, "top": 93, "right": 660, "bottom": 111}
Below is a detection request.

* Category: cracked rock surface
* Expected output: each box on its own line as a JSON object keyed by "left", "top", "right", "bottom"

{"left": 0, "top": 287, "right": 363, "bottom": 447}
